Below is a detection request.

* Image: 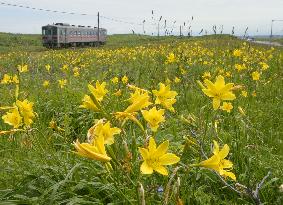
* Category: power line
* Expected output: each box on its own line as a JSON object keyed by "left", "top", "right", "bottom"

{"left": 0, "top": 1, "right": 143, "bottom": 26}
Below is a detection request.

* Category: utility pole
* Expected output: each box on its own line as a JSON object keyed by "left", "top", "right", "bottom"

{"left": 270, "top": 19, "right": 283, "bottom": 40}
{"left": 157, "top": 16, "right": 162, "bottom": 37}
{"left": 270, "top": 20, "right": 274, "bottom": 39}
{"left": 97, "top": 12, "right": 100, "bottom": 44}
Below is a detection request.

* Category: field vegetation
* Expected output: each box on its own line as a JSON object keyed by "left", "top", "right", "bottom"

{"left": 0, "top": 33, "right": 282, "bottom": 204}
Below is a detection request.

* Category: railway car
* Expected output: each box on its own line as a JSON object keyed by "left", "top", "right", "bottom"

{"left": 42, "top": 23, "right": 107, "bottom": 48}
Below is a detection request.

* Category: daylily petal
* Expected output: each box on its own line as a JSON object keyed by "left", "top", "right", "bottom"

{"left": 220, "top": 170, "right": 236, "bottom": 181}
{"left": 221, "top": 159, "right": 233, "bottom": 169}
{"left": 148, "top": 137, "right": 157, "bottom": 152}
{"left": 220, "top": 83, "right": 234, "bottom": 93}
{"left": 222, "top": 92, "right": 236, "bottom": 100}
{"left": 154, "top": 166, "right": 168, "bottom": 176}
{"left": 140, "top": 161, "right": 153, "bottom": 174}
{"left": 219, "top": 144, "right": 230, "bottom": 159}
{"left": 154, "top": 140, "right": 169, "bottom": 157}
{"left": 213, "top": 140, "right": 220, "bottom": 154}
{"left": 202, "top": 89, "right": 215, "bottom": 97}
{"left": 213, "top": 98, "right": 221, "bottom": 110}
{"left": 215, "top": 75, "right": 225, "bottom": 88}
{"left": 159, "top": 153, "right": 180, "bottom": 165}
{"left": 139, "top": 147, "right": 149, "bottom": 160}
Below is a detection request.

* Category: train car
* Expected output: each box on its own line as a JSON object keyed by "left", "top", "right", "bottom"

{"left": 42, "top": 23, "right": 107, "bottom": 48}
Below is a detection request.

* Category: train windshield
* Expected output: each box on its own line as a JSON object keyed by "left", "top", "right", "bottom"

{"left": 42, "top": 27, "right": 57, "bottom": 35}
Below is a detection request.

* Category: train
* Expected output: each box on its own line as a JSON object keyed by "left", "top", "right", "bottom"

{"left": 42, "top": 23, "right": 107, "bottom": 48}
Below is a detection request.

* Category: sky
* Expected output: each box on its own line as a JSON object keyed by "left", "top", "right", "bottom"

{"left": 0, "top": 0, "right": 283, "bottom": 36}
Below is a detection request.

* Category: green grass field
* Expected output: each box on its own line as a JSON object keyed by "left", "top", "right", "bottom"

{"left": 0, "top": 33, "right": 282, "bottom": 204}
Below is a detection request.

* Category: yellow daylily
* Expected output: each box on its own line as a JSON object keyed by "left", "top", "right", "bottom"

{"left": 88, "top": 81, "right": 108, "bottom": 102}
{"left": 198, "top": 140, "right": 236, "bottom": 180}
{"left": 251, "top": 71, "right": 260, "bottom": 81}
{"left": 111, "top": 77, "right": 119, "bottom": 84}
{"left": 18, "top": 65, "right": 28, "bottom": 73}
{"left": 125, "top": 90, "right": 152, "bottom": 113}
{"left": 139, "top": 137, "right": 180, "bottom": 175}
{"left": 233, "top": 49, "right": 242, "bottom": 57}
{"left": 2, "top": 108, "right": 22, "bottom": 128}
{"left": 141, "top": 107, "right": 165, "bottom": 132}
{"left": 80, "top": 95, "right": 99, "bottom": 111}
{"left": 58, "top": 79, "right": 67, "bottom": 88}
{"left": 152, "top": 83, "right": 177, "bottom": 112}
{"left": 73, "top": 135, "right": 111, "bottom": 162}
{"left": 42, "top": 80, "right": 50, "bottom": 88}
{"left": 165, "top": 53, "right": 176, "bottom": 64}
{"left": 201, "top": 75, "right": 236, "bottom": 110}
{"left": 45, "top": 64, "right": 51, "bottom": 72}
{"left": 220, "top": 102, "right": 233, "bottom": 113}
{"left": 122, "top": 75, "right": 128, "bottom": 84}
{"left": 87, "top": 120, "right": 121, "bottom": 145}
{"left": 16, "top": 99, "right": 36, "bottom": 127}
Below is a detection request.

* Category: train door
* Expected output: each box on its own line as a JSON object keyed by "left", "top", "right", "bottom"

{"left": 64, "top": 28, "right": 67, "bottom": 44}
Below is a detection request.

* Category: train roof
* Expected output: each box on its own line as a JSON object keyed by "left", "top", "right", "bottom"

{"left": 42, "top": 23, "right": 106, "bottom": 30}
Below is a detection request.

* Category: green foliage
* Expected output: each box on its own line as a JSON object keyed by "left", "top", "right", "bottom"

{"left": 0, "top": 34, "right": 283, "bottom": 204}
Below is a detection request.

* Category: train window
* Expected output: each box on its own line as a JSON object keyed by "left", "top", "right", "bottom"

{"left": 69, "top": 31, "right": 73, "bottom": 35}
{"left": 52, "top": 28, "right": 57, "bottom": 35}
{"left": 42, "top": 29, "right": 52, "bottom": 35}
{"left": 78, "top": 31, "right": 81, "bottom": 35}
{"left": 74, "top": 31, "right": 77, "bottom": 36}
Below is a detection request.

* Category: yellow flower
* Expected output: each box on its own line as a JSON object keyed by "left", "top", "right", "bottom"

{"left": 12, "top": 75, "right": 19, "bottom": 84}
{"left": 111, "top": 77, "right": 119, "bottom": 84}
{"left": 202, "top": 72, "right": 211, "bottom": 79}
{"left": 79, "top": 95, "right": 99, "bottom": 111}
{"left": 225, "top": 71, "right": 231, "bottom": 78}
{"left": 139, "top": 137, "right": 180, "bottom": 175}
{"left": 238, "top": 106, "right": 246, "bottom": 116}
{"left": 18, "top": 65, "right": 28, "bottom": 73}
{"left": 16, "top": 99, "right": 35, "bottom": 127}
{"left": 45, "top": 64, "right": 51, "bottom": 72}
{"left": 174, "top": 77, "right": 181, "bottom": 83}
{"left": 180, "top": 68, "right": 187, "bottom": 75}
{"left": 125, "top": 90, "right": 152, "bottom": 113}
{"left": 88, "top": 81, "right": 108, "bottom": 102}
{"left": 87, "top": 120, "right": 121, "bottom": 145}
{"left": 260, "top": 62, "right": 269, "bottom": 70}
{"left": 198, "top": 140, "right": 236, "bottom": 180}
{"left": 141, "top": 107, "right": 165, "bottom": 132}
{"left": 73, "top": 67, "right": 80, "bottom": 77}
{"left": 252, "top": 91, "right": 257, "bottom": 97}
{"left": 233, "top": 49, "right": 242, "bottom": 57}
{"left": 58, "top": 79, "right": 67, "bottom": 88}
{"left": 114, "top": 111, "right": 144, "bottom": 130}
{"left": 1, "top": 74, "right": 12, "bottom": 84}
{"left": 114, "top": 89, "right": 122, "bottom": 96}
{"left": 165, "top": 53, "right": 176, "bottom": 64}
{"left": 73, "top": 135, "right": 111, "bottom": 162}
{"left": 201, "top": 75, "right": 236, "bottom": 110}
{"left": 235, "top": 64, "right": 246, "bottom": 72}
{"left": 122, "top": 75, "right": 128, "bottom": 84}
{"left": 241, "top": 91, "right": 248, "bottom": 97}
{"left": 42, "top": 80, "right": 50, "bottom": 88}
{"left": 251, "top": 71, "right": 260, "bottom": 81}
{"left": 61, "top": 64, "right": 69, "bottom": 72}
{"left": 2, "top": 108, "right": 22, "bottom": 128}
{"left": 220, "top": 102, "right": 233, "bottom": 113}
{"left": 152, "top": 83, "right": 177, "bottom": 112}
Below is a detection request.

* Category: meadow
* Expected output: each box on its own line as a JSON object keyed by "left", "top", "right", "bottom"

{"left": 0, "top": 34, "right": 282, "bottom": 204}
